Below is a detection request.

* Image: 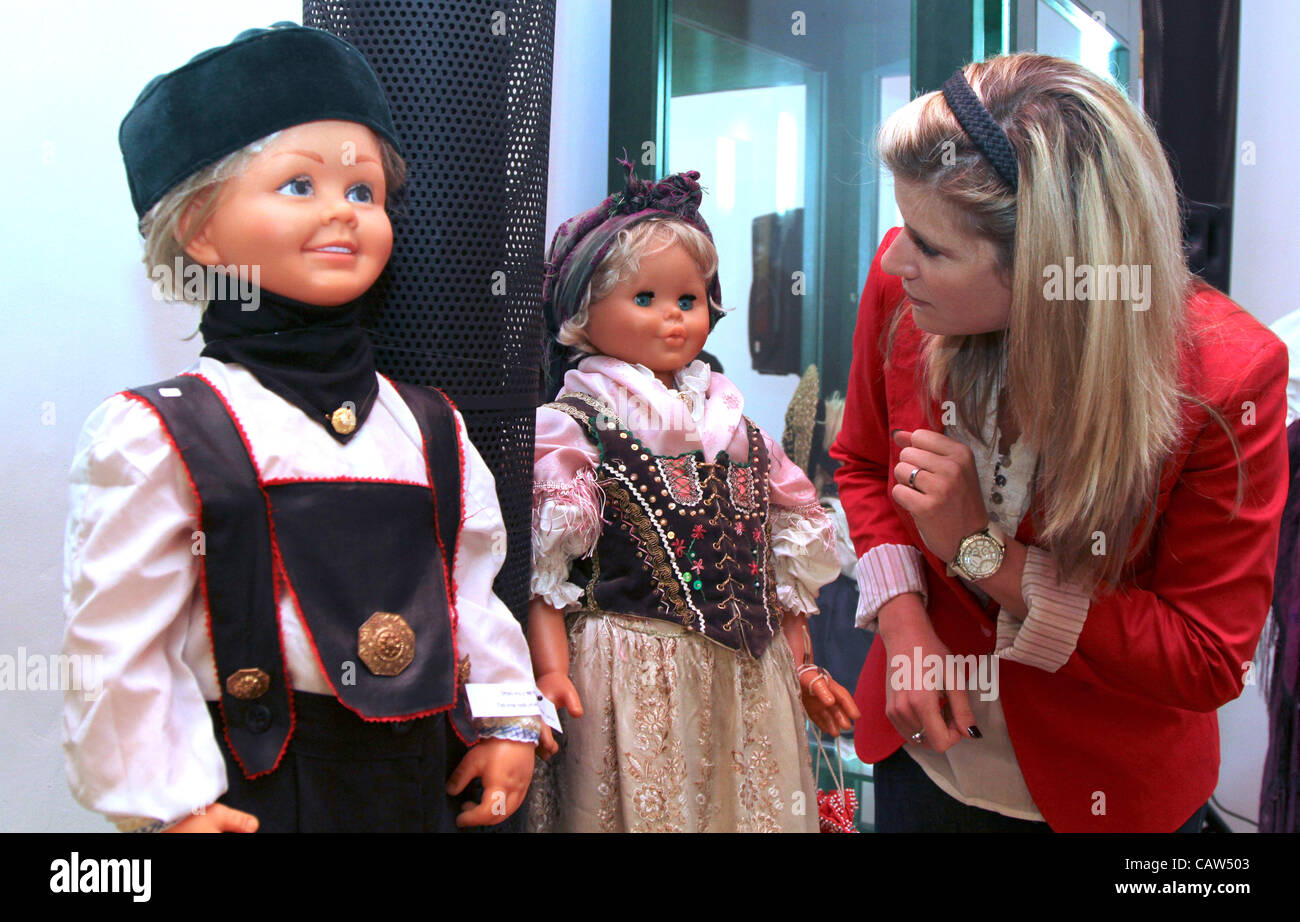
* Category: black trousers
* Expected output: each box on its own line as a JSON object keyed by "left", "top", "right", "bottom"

{"left": 873, "top": 747, "right": 1210, "bottom": 833}
{"left": 210, "top": 692, "right": 466, "bottom": 833}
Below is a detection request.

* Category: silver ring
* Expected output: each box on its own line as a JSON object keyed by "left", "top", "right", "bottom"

{"left": 909, "top": 729, "right": 925, "bottom": 743}
{"left": 908, "top": 467, "right": 921, "bottom": 489}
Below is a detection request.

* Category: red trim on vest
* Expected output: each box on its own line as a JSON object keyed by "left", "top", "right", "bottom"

{"left": 182, "top": 374, "right": 296, "bottom": 775}
{"left": 261, "top": 476, "right": 428, "bottom": 488}
{"left": 196, "top": 370, "right": 459, "bottom": 723}
{"left": 378, "top": 374, "right": 469, "bottom": 725}
{"left": 448, "top": 712, "right": 475, "bottom": 748}
{"left": 118, "top": 391, "right": 231, "bottom": 756}
{"left": 435, "top": 386, "right": 467, "bottom": 630}
{"left": 273, "top": 539, "right": 455, "bottom": 723}
{"left": 183, "top": 372, "right": 261, "bottom": 470}
{"left": 118, "top": 388, "right": 295, "bottom": 781}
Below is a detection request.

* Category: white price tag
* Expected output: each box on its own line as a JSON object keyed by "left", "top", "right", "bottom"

{"left": 536, "top": 693, "right": 562, "bottom": 733}
{"left": 465, "top": 682, "right": 543, "bottom": 719}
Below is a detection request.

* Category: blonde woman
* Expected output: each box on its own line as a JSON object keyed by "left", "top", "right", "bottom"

{"left": 832, "top": 53, "right": 1288, "bottom": 832}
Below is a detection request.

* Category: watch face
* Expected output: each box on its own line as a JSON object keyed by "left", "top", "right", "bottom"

{"left": 959, "top": 533, "right": 1004, "bottom": 579}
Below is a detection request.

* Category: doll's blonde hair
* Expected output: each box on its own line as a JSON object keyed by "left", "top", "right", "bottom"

{"left": 557, "top": 217, "right": 722, "bottom": 355}
{"left": 139, "top": 130, "right": 406, "bottom": 305}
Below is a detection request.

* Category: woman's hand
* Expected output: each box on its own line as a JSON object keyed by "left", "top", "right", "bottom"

{"left": 878, "top": 593, "right": 979, "bottom": 753}
{"left": 890, "top": 428, "right": 989, "bottom": 562}
{"left": 534, "top": 671, "right": 583, "bottom": 759}
{"left": 447, "top": 739, "right": 536, "bottom": 826}
{"left": 163, "top": 803, "right": 259, "bottom": 833}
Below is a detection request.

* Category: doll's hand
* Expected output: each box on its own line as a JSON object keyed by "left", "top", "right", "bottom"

{"left": 536, "top": 671, "right": 583, "bottom": 716}
{"left": 799, "top": 669, "right": 860, "bottom": 737}
{"left": 534, "top": 672, "right": 583, "bottom": 760}
{"left": 163, "top": 803, "right": 259, "bottom": 833}
{"left": 447, "top": 738, "right": 535, "bottom": 827}
{"left": 890, "top": 429, "right": 989, "bottom": 563}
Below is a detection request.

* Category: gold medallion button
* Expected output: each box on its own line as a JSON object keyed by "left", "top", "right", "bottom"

{"left": 331, "top": 404, "right": 357, "bottom": 435}
{"left": 359, "top": 611, "right": 416, "bottom": 676}
{"left": 226, "top": 668, "right": 271, "bottom": 700}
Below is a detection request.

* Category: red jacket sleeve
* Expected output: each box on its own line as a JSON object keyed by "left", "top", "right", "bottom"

{"left": 1057, "top": 323, "right": 1288, "bottom": 712}
{"left": 831, "top": 227, "right": 913, "bottom": 556}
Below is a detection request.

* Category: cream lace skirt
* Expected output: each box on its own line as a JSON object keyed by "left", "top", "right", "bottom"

{"left": 528, "top": 611, "right": 818, "bottom": 833}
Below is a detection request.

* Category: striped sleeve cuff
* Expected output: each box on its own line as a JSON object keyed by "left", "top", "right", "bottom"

{"left": 852, "top": 544, "right": 928, "bottom": 631}
{"left": 473, "top": 716, "right": 543, "bottom": 746}
{"left": 993, "top": 544, "right": 1092, "bottom": 672}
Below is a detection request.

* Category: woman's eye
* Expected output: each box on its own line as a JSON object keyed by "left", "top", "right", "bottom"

{"left": 678, "top": 295, "right": 697, "bottom": 311}
{"left": 277, "top": 177, "right": 313, "bottom": 197}
{"left": 346, "top": 183, "right": 375, "bottom": 204}
{"left": 634, "top": 292, "right": 654, "bottom": 307}
{"left": 916, "top": 238, "right": 939, "bottom": 257}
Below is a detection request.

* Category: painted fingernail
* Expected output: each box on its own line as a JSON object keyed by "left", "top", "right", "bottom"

{"left": 966, "top": 725, "right": 982, "bottom": 739}
{"left": 890, "top": 428, "right": 901, "bottom": 438}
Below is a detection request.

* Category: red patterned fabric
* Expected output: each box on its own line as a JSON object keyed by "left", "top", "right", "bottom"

{"left": 817, "top": 786, "right": 859, "bottom": 833}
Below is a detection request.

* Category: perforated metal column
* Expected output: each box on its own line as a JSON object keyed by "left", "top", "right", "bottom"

{"left": 303, "top": 0, "right": 554, "bottom": 620}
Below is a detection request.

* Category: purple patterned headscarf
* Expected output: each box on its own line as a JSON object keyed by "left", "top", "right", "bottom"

{"left": 542, "top": 160, "right": 724, "bottom": 343}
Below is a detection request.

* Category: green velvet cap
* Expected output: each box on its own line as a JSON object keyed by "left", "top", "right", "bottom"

{"left": 120, "top": 22, "right": 401, "bottom": 218}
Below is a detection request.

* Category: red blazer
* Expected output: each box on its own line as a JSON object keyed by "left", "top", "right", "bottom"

{"left": 832, "top": 227, "right": 1289, "bottom": 832}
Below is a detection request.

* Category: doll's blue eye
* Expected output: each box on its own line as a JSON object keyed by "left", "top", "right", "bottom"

{"left": 278, "top": 177, "right": 313, "bottom": 197}
{"left": 346, "top": 183, "right": 375, "bottom": 204}
{"left": 634, "top": 292, "right": 654, "bottom": 307}
{"left": 678, "top": 295, "right": 698, "bottom": 311}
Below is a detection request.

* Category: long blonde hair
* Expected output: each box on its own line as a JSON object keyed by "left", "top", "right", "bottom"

{"left": 879, "top": 53, "right": 1228, "bottom": 591}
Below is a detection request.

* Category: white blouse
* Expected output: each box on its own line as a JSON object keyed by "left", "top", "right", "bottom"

{"left": 63, "top": 357, "right": 539, "bottom": 829}
{"left": 850, "top": 389, "right": 1093, "bottom": 821}
{"left": 530, "top": 356, "right": 841, "bottom": 619}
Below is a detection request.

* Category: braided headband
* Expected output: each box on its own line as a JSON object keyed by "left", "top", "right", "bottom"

{"left": 941, "top": 70, "right": 1019, "bottom": 193}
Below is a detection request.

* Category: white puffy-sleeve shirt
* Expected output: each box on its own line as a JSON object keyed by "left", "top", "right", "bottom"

{"left": 63, "top": 357, "right": 538, "bottom": 829}
{"left": 531, "top": 357, "right": 840, "bottom": 616}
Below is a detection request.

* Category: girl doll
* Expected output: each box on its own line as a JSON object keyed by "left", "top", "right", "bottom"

{"left": 528, "top": 166, "right": 859, "bottom": 832}
{"left": 62, "top": 23, "right": 540, "bottom": 833}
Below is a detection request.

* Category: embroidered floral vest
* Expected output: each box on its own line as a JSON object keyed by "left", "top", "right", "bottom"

{"left": 550, "top": 392, "right": 782, "bottom": 657}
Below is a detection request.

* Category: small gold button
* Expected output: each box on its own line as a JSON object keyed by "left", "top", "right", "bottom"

{"left": 226, "top": 668, "right": 271, "bottom": 700}
{"left": 359, "top": 611, "right": 416, "bottom": 676}
{"left": 331, "top": 404, "right": 357, "bottom": 435}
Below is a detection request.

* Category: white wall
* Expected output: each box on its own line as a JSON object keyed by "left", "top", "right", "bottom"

{"left": 545, "top": 1, "right": 611, "bottom": 245}
{"left": 0, "top": 1, "right": 303, "bottom": 833}
{"left": 1231, "top": 0, "right": 1300, "bottom": 326}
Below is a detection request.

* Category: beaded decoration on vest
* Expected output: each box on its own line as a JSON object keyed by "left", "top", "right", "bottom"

{"left": 548, "top": 393, "right": 782, "bottom": 657}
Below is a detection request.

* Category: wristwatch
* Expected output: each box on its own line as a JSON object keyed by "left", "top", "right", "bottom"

{"left": 947, "top": 521, "right": 1006, "bottom": 581}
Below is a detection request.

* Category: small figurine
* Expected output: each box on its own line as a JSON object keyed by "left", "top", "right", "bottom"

{"left": 527, "top": 164, "right": 859, "bottom": 832}
{"left": 62, "top": 23, "right": 539, "bottom": 832}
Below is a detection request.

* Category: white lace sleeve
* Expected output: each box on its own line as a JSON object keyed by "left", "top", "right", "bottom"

{"left": 769, "top": 501, "right": 841, "bottom": 616}
{"left": 531, "top": 469, "right": 603, "bottom": 610}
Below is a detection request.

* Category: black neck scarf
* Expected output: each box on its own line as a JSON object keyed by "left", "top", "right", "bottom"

{"left": 200, "top": 287, "right": 379, "bottom": 444}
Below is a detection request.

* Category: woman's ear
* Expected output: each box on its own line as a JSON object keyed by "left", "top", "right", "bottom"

{"left": 175, "top": 192, "right": 221, "bottom": 266}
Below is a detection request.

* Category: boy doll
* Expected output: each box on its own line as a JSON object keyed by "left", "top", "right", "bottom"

{"left": 63, "top": 23, "right": 539, "bottom": 833}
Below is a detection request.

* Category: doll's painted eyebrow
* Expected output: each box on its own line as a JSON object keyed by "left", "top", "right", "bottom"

{"left": 273, "top": 150, "right": 381, "bottom": 165}
{"left": 275, "top": 150, "right": 326, "bottom": 163}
